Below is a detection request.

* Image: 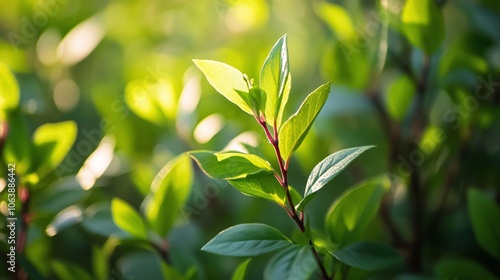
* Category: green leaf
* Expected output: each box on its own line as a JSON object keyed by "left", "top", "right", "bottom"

{"left": 31, "top": 121, "right": 77, "bottom": 179}
{"left": 325, "top": 175, "right": 390, "bottom": 246}
{"left": 228, "top": 173, "right": 288, "bottom": 207}
{"left": 401, "top": 0, "right": 445, "bottom": 54}
{"left": 193, "top": 59, "right": 253, "bottom": 115}
{"left": 92, "top": 246, "right": 108, "bottom": 280}
{"left": 264, "top": 245, "right": 317, "bottom": 280}
{"left": 467, "top": 188, "right": 500, "bottom": 260}
{"left": 434, "top": 258, "right": 499, "bottom": 280}
{"left": 201, "top": 223, "right": 293, "bottom": 257}
{"left": 3, "top": 112, "right": 31, "bottom": 175}
{"left": 386, "top": 75, "right": 415, "bottom": 121}
{"left": 260, "top": 34, "right": 291, "bottom": 128}
{"left": 144, "top": 154, "right": 193, "bottom": 237}
{"left": 0, "top": 62, "right": 20, "bottom": 116}
{"left": 188, "top": 151, "right": 274, "bottom": 180}
{"left": 331, "top": 241, "right": 402, "bottom": 271}
{"left": 52, "top": 261, "right": 94, "bottom": 280}
{"left": 111, "top": 198, "right": 148, "bottom": 239}
{"left": 231, "top": 259, "right": 251, "bottom": 280}
{"left": 314, "top": 2, "right": 356, "bottom": 43}
{"left": 279, "top": 82, "right": 331, "bottom": 160}
{"left": 298, "top": 145, "right": 375, "bottom": 210}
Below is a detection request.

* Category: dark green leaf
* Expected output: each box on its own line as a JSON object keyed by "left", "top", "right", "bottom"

{"left": 188, "top": 150, "right": 274, "bottom": 180}
{"left": 298, "top": 145, "right": 375, "bottom": 210}
{"left": 401, "top": 0, "right": 445, "bottom": 54}
{"left": 202, "top": 223, "right": 292, "bottom": 257}
{"left": 467, "top": 188, "right": 500, "bottom": 260}
{"left": 434, "top": 258, "right": 499, "bottom": 280}
{"left": 193, "top": 59, "right": 252, "bottom": 114}
{"left": 260, "top": 34, "right": 291, "bottom": 127}
{"left": 144, "top": 154, "right": 193, "bottom": 237}
{"left": 332, "top": 241, "right": 402, "bottom": 271}
{"left": 325, "top": 175, "right": 390, "bottom": 246}
{"left": 111, "top": 198, "right": 148, "bottom": 239}
{"left": 279, "top": 82, "right": 331, "bottom": 160}
{"left": 264, "top": 245, "right": 317, "bottom": 280}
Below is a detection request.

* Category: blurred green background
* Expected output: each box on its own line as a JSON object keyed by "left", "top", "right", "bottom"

{"left": 0, "top": 0, "right": 499, "bottom": 279}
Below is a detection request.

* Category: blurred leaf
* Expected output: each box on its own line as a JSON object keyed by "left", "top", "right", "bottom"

{"left": 322, "top": 42, "right": 371, "bottom": 89}
{"left": 401, "top": 0, "right": 445, "bottom": 54}
{"left": 111, "top": 198, "right": 148, "bottom": 240}
{"left": 0, "top": 62, "right": 19, "bottom": 116}
{"left": 125, "top": 78, "right": 176, "bottom": 126}
{"left": 315, "top": 2, "right": 356, "bottom": 42}
{"left": 467, "top": 188, "right": 500, "bottom": 260}
{"left": 298, "top": 145, "right": 375, "bottom": 211}
{"left": 189, "top": 150, "right": 274, "bottom": 180}
{"left": 45, "top": 206, "right": 83, "bottom": 237}
{"left": 326, "top": 175, "right": 390, "bottom": 246}
{"left": 386, "top": 75, "right": 415, "bottom": 121}
{"left": 117, "top": 249, "right": 166, "bottom": 280}
{"left": 231, "top": 259, "right": 251, "bottom": 280}
{"left": 279, "top": 82, "right": 331, "bottom": 161}
{"left": 32, "top": 121, "right": 77, "bottom": 179}
{"left": 52, "top": 261, "right": 94, "bottom": 280}
{"left": 331, "top": 241, "right": 402, "bottom": 271}
{"left": 435, "top": 258, "right": 498, "bottom": 280}
{"left": 82, "top": 202, "right": 127, "bottom": 238}
{"left": 144, "top": 154, "right": 193, "bottom": 238}
{"left": 193, "top": 59, "right": 252, "bottom": 115}
{"left": 3, "top": 112, "right": 31, "bottom": 175}
{"left": 228, "top": 173, "right": 288, "bottom": 207}
{"left": 260, "top": 34, "right": 291, "bottom": 128}
{"left": 32, "top": 177, "right": 86, "bottom": 213}
{"left": 92, "top": 246, "right": 108, "bottom": 280}
{"left": 202, "top": 223, "right": 293, "bottom": 257}
{"left": 162, "top": 263, "right": 185, "bottom": 280}
{"left": 264, "top": 245, "right": 317, "bottom": 280}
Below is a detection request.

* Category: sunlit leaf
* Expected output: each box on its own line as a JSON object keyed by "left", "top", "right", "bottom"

{"left": 193, "top": 59, "right": 252, "bottom": 115}
{"left": 144, "top": 154, "right": 193, "bottom": 237}
{"left": 297, "top": 145, "right": 375, "bottom": 211}
{"left": 231, "top": 259, "right": 251, "bottom": 280}
{"left": 467, "top": 188, "right": 500, "bottom": 260}
{"left": 111, "top": 198, "right": 148, "bottom": 239}
{"left": 260, "top": 34, "right": 291, "bottom": 128}
{"left": 325, "top": 175, "right": 390, "bottom": 246}
{"left": 3, "top": 112, "right": 31, "bottom": 175}
{"left": 0, "top": 62, "right": 19, "bottom": 115}
{"left": 279, "top": 82, "right": 331, "bottom": 161}
{"left": 32, "top": 121, "right": 77, "bottom": 179}
{"left": 331, "top": 241, "right": 402, "bottom": 271}
{"left": 402, "top": 0, "right": 445, "bottom": 54}
{"left": 386, "top": 75, "right": 415, "bottom": 121}
{"left": 315, "top": 2, "right": 356, "bottom": 42}
{"left": 264, "top": 245, "right": 317, "bottom": 280}
{"left": 202, "top": 223, "right": 292, "bottom": 257}
{"left": 188, "top": 150, "right": 274, "bottom": 180}
{"left": 228, "top": 173, "right": 289, "bottom": 206}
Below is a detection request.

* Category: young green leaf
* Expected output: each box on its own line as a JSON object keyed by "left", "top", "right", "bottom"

{"left": 325, "top": 175, "right": 390, "bottom": 246}
{"left": 331, "top": 241, "right": 402, "bottom": 271}
{"left": 188, "top": 151, "right": 274, "bottom": 180}
{"left": 31, "top": 121, "right": 78, "bottom": 179}
{"left": 193, "top": 59, "right": 253, "bottom": 115}
{"left": 144, "top": 154, "right": 193, "bottom": 238}
{"left": 231, "top": 259, "right": 251, "bottom": 280}
{"left": 401, "top": 0, "right": 445, "bottom": 54}
{"left": 0, "top": 62, "right": 20, "bottom": 115}
{"left": 467, "top": 188, "right": 500, "bottom": 260}
{"left": 279, "top": 82, "right": 331, "bottom": 160}
{"left": 202, "top": 223, "right": 292, "bottom": 257}
{"left": 228, "top": 173, "right": 288, "bottom": 207}
{"left": 260, "top": 34, "right": 291, "bottom": 127}
{"left": 297, "top": 146, "right": 375, "bottom": 211}
{"left": 3, "top": 112, "right": 31, "bottom": 175}
{"left": 264, "top": 245, "right": 317, "bottom": 280}
{"left": 111, "top": 198, "right": 148, "bottom": 239}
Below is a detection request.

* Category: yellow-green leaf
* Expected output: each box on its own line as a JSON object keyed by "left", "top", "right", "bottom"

{"left": 111, "top": 198, "right": 148, "bottom": 239}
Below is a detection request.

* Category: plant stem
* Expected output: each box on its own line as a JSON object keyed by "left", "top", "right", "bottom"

{"left": 256, "top": 117, "right": 330, "bottom": 280}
